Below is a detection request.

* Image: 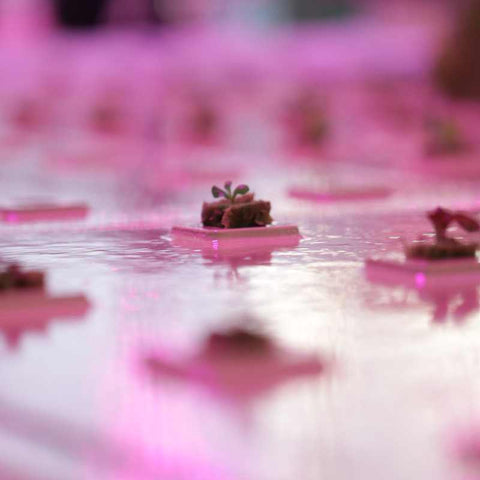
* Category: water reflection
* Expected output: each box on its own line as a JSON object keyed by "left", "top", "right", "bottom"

{"left": 0, "top": 292, "right": 90, "bottom": 350}
{"left": 143, "top": 318, "right": 324, "bottom": 403}
{"left": 203, "top": 247, "right": 274, "bottom": 286}
{"left": 365, "top": 263, "right": 480, "bottom": 324}
{"left": 86, "top": 229, "right": 173, "bottom": 273}
{"left": 418, "top": 286, "right": 478, "bottom": 324}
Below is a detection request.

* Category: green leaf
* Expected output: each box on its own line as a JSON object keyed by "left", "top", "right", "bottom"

{"left": 212, "top": 186, "right": 225, "bottom": 198}
{"left": 224, "top": 181, "right": 232, "bottom": 193}
{"left": 233, "top": 184, "right": 249, "bottom": 196}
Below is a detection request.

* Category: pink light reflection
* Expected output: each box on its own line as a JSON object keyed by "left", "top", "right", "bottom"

{"left": 92, "top": 285, "right": 239, "bottom": 479}
{"left": 415, "top": 272, "right": 426, "bottom": 289}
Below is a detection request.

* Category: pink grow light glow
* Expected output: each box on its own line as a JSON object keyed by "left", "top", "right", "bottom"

{"left": 415, "top": 272, "right": 426, "bottom": 288}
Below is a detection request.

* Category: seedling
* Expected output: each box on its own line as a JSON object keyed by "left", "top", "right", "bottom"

{"left": 203, "top": 181, "right": 273, "bottom": 228}
{"left": 404, "top": 207, "right": 479, "bottom": 260}
{"left": 428, "top": 207, "right": 479, "bottom": 243}
{"left": 211, "top": 181, "right": 250, "bottom": 203}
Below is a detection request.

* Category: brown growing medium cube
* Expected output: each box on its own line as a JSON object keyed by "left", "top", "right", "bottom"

{"left": 287, "top": 90, "right": 328, "bottom": 148}
{"left": 406, "top": 240, "right": 478, "bottom": 260}
{"left": 299, "top": 108, "right": 328, "bottom": 146}
{"left": 16, "top": 270, "right": 45, "bottom": 289}
{"left": 201, "top": 186, "right": 273, "bottom": 229}
{"left": 0, "top": 263, "right": 45, "bottom": 291}
{"left": 192, "top": 103, "right": 217, "bottom": 140}
{"left": 404, "top": 207, "right": 479, "bottom": 260}
{"left": 206, "top": 328, "right": 272, "bottom": 357}
{"left": 91, "top": 103, "right": 123, "bottom": 134}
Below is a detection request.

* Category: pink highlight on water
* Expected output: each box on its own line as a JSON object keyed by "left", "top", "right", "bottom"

{"left": 415, "top": 272, "right": 426, "bottom": 288}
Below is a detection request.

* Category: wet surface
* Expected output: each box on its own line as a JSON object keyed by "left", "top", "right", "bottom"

{"left": 1, "top": 69, "right": 480, "bottom": 479}
{"left": 1, "top": 161, "right": 480, "bottom": 480}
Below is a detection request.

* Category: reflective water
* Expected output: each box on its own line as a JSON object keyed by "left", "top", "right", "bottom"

{"left": 1, "top": 85, "right": 480, "bottom": 479}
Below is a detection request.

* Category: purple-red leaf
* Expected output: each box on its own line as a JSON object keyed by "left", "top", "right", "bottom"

{"left": 453, "top": 212, "right": 480, "bottom": 232}
{"left": 428, "top": 207, "right": 454, "bottom": 233}
{"left": 211, "top": 186, "right": 226, "bottom": 199}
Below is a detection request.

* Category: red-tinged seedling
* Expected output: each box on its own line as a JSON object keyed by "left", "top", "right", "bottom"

{"left": 203, "top": 182, "right": 272, "bottom": 228}
{"left": 211, "top": 181, "right": 250, "bottom": 204}
{"left": 428, "top": 207, "right": 480, "bottom": 242}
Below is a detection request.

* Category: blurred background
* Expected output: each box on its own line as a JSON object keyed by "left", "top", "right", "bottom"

{"left": 1, "top": 0, "right": 476, "bottom": 155}
{"left": 1, "top": 2, "right": 480, "bottom": 479}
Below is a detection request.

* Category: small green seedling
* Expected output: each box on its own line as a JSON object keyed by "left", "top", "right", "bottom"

{"left": 428, "top": 207, "right": 479, "bottom": 242}
{"left": 211, "top": 181, "right": 250, "bottom": 203}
